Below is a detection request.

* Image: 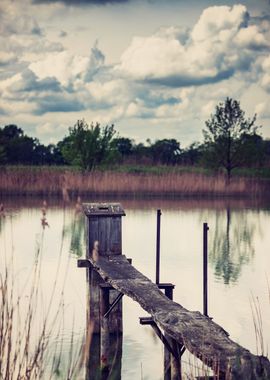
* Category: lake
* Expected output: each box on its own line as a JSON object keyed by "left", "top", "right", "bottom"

{"left": 1, "top": 196, "right": 270, "bottom": 379}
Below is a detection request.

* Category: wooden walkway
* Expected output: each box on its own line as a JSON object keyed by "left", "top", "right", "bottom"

{"left": 80, "top": 254, "right": 270, "bottom": 380}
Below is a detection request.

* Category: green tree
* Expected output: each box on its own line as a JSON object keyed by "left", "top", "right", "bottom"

{"left": 60, "top": 120, "right": 117, "bottom": 170}
{"left": 114, "top": 137, "right": 133, "bottom": 157}
{"left": 0, "top": 145, "right": 6, "bottom": 164}
{"left": 150, "top": 139, "right": 181, "bottom": 165}
{"left": 0, "top": 125, "right": 39, "bottom": 164}
{"left": 203, "top": 98, "right": 260, "bottom": 181}
{"left": 151, "top": 139, "right": 181, "bottom": 165}
{"left": 180, "top": 142, "right": 203, "bottom": 165}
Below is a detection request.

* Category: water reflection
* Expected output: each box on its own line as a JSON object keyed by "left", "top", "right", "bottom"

{"left": 64, "top": 200, "right": 259, "bottom": 285}
{"left": 1, "top": 196, "right": 270, "bottom": 379}
{"left": 65, "top": 212, "right": 85, "bottom": 257}
{"left": 210, "top": 207, "right": 256, "bottom": 284}
{"left": 86, "top": 333, "right": 122, "bottom": 380}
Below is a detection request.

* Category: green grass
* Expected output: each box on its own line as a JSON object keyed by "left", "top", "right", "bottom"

{"left": 107, "top": 164, "right": 211, "bottom": 175}
{"left": 4, "top": 164, "right": 270, "bottom": 178}
{"left": 233, "top": 167, "right": 270, "bottom": 179}
{"left": 5, "top": 163, "right": 210, "bottom": 176}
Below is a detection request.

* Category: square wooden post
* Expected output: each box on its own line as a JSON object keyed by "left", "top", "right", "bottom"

{"left": 83, "top": 203, "right": 125, "bottom": 380}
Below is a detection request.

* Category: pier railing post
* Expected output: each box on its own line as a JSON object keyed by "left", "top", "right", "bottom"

{"left": 156, "top": 209, "right": 161, "bottom": 284}
{"left": 203, "top": 222, "right": 209, "bottom": 317}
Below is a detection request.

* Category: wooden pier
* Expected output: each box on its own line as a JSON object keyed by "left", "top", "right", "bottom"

{"left": 78, "top": 203, "right": 270, "bottom": 380}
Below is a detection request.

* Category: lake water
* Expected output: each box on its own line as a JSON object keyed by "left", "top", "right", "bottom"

{"left": 1, "top": 196, "right": 270, "bottom": 379}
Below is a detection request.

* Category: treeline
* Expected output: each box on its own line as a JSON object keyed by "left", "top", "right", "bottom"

{"left": 1, "top": 99, "right": 270, "bottom": 179}
{"left": 0, "top": 122, "right": 194, "bottom": 167}
{"left": 0, "top": 120, "right": 269, "bottom": 169}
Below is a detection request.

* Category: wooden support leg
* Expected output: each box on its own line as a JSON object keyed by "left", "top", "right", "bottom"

{"left": 164, "top": 286, "right": 182, "bottom": 380}
{"left": 108, "top": 331, "right": 122, "bottom": 380}
{"left": 164, "top": 342, "right": 171, "bottom": 380}
{"left": 88, "top": 268, "right": 103, "bottom": 334}
{"left": 86, "top": 333, "right": 100, "bottom": 380}
{"left": 170, "top": 340, "right": 182, "bottom": 380}
{"left": 100, "top": 287, "right": 110, "bottom": 379}
{"left": 86, "top": 267, "right": 102, "bottom": 380}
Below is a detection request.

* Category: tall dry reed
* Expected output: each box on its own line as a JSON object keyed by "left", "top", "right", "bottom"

{"left": 0, "top": 167, "right": 269, "bottom": 198}
{"left": 0, "top": 204, "right": 84, "bottom": 379}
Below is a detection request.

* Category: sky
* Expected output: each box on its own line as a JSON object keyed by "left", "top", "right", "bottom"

{"left": 0, "top": 0, "right": 270, "bottom": 147}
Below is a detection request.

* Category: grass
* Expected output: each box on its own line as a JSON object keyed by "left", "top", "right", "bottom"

{"left": 1, "top": 165, "right": 270, "bottom": 198}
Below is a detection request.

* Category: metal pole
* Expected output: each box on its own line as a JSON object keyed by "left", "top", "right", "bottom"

{"left": 203, "top": 222, "right": 209, "bottom": 316}
{"left": 156, "top": 209, "right": 161, "bottom": 284}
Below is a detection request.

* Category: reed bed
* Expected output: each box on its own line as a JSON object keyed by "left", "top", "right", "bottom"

{"left": 0, "top": 166, "right": 269, "bottom": 198}
{"left": 0, "top": 207, "right": 85, "bottom": 379}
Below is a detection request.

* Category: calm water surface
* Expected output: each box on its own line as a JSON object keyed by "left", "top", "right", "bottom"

{"left": 1, "top": 197, "right": 270, "bottom": 379}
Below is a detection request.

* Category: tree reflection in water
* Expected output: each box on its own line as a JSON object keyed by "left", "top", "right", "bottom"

{"left": 65, "top": 210, "right": 85, "bottom": 258}
{"left": 209, "top": 207, "right": 256, "bottom": 284}
{"left": 67, "top": 202, "right": 258, "bottom": 285}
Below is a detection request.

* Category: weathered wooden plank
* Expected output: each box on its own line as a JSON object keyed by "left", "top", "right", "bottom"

{"left": 87, "top": 254, "right": 270, "bottom": 380}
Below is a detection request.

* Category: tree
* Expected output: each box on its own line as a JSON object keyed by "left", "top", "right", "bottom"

{"left": 150, "top": 139, "right": 181, "bottom": 165}
{"left": 0, "top": 125, "right": 39, "bottom": 164}
{"left": 180, "top": 142, "right": 203, "bottom": 166}
{"left": 114, "top": 137, "right": 133, "bottom": 157}
{"left": 203, "top": 98, "right": 260, "bottom": 181}
{"left": 60, "top": 119, "right": 117, "bottom": 170}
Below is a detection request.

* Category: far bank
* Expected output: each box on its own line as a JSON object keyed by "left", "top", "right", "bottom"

{"left": 1, "top": 165, "right": 270, "bottom": 199}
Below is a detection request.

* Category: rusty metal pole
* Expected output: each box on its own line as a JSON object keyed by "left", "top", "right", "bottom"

{"left": 156, "top": 209, "right": 162, "bottom": 284}
{"left": 203, "top": 222, "right": 209, "bottom": 317}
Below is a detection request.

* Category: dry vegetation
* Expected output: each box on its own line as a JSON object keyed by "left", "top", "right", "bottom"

{"left": 1, "top": 167, "right": 269, "bottom": 198}
{"left": 0, "top": 209, "right": 84, "bottom": 379}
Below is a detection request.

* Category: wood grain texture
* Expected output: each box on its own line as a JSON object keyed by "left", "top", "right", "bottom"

{"left": 86, "top": 255, "right": 270, "bottom": 380}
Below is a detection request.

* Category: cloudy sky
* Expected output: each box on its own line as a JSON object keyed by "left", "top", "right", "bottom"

{"left": 0, "top": 0, "right": 270, "bottom": 146}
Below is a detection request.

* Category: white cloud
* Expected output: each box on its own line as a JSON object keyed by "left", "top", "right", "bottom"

{"left": 255, "top": 102, "right": 270, "bottom": 119}
{"left": 201, "top": 101, "right": 216, "bottom": 118}
{"left": 235, "top": 25, "right": 269, "bottom": 49}
{"left": 116, "top": 4, "right": 269, "bottom": 87}
{"left": 30, "top": 51, "right": 88, "bottom": 86}
{"left": 0, "top": 52, "right": 17, "bottom": 66}
{"left": 0, "top": 0, "right": 66, "bottom": 86}
{"left": 0, "top": 97, "right": 37, "bottom": 116}
{"left": 85, "top": 79, "right": 129, "bottom": 107}
{"left": 0, "top": 1, "right": 42, "bottom": 36}
{"left": 191, "top": 4, "right": 248, "bottom": 42}
{"left": 36, "top": 122, "right": 55, "bottom": 135}
{"left": 29, "top": 42, "right": 105, "bottom": 87}
{"left": 261, "top": 55, "right": 270, "bottom": 92}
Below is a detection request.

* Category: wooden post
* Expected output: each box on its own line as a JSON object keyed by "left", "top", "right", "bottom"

{"left": 85, "top": 331, "right": 100, "bottom": 380}
{"left": 164, "top": 286, "right": 182, "bottom": 380}
{"left": 203, "top": 222, "right": 209, "bottom": 317}
{"left": 171, "top": 340, "right": 181, "bottom": 380}
{"left": 83, "top": 203, "right": 125, "bottom": 380}
{"left": 100, "top": 287, "right": 110, "bottom": 377}
{"left": 156, "top": 209, "right": 161, "bottom": 284}
{"left": 164, "top": 286, "right": 172, "bottom": 380}
{"left": 84, "top": 203, "right": 125, "bottom": 333}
